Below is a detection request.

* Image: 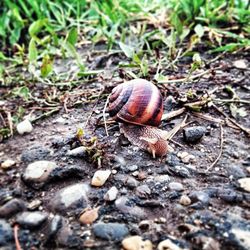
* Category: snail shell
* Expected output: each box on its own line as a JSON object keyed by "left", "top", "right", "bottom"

{"left": 108, "top": 79, "right": 163, "bottom": 127}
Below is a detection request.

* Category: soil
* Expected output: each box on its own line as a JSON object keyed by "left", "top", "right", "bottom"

{"left": 0, "top": 47, "right": 250, "bottom": 250}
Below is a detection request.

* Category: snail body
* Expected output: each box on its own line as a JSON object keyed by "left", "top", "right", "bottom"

{"left": 108, "top": 79, "right": 168, "bottom": 158}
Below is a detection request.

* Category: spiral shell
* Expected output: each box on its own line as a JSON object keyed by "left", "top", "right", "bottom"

{"left": 108, "top": 79, "right": 163, "bottom": 127}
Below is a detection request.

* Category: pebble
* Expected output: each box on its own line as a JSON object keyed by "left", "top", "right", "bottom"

{"left": 16, "top": 119, "right": 33, "bottom": 134}
{"left": 247, "top": 167, "right": 250, "bottom": 174}
{"left": 1, "top": 159, "right": 16, "bottom": 170}
{"left": 168, "top": 182, "right": 184, "bottom": 192}
{"left": 177, "top": 151, "right": 195, "bottom": 164}
{"left": 55, "top": 218, "right": 80, "bottom": 248}
{"left": 49, "top": 183, "right": 89, "bottom": 215}
{"left": 189, "top": 191, "right": 210, "bottom": 204}
{"left": 91, "top": 170, "right": 111, "bottom": 187}
{"left": 21, "top": 145, "right": 51, "bottom": 162}
{"left": 233, "top": 59, "right": 247, "bottom": 69}
{"left": 238, "top": 178, "right": 250, "bottom": 192}
{"left": 43, "top": 215, "right": 62, "bottom": 246}
{"left": 158, "top": 239, "right": 183, "bottom": 250}
{"left": 231, "top": 227, "right": 250, "bottom": 249}
{"left": 22, "top": 161, "right": 58, "bottom": 188}
{"left": 0, "top": 198, "right": 26, "bottom": 218}
{"left": 132, "top": 171, "right": 139, "bottom": 177}
{"left": 127, "top": 165, "right": 138, "bottom": 172}
{"left": 66, "top": 146, "right": 86, "bottom": 157}
{"left": 183, "top": 126, "right": 206, "bottom": 143}
{"left": 93, "top": 222, "right": 129, "bottom": 242}
{"left": 0, "top": 219, "right": 13, "bottom": 246}
{"left": 122, "top": 235, "right": 153, "bottom": 250}
{"left": 136, "top": 185, "right": 151, "bottom": 198}
{"left": 169, "top": 165, "right": 191, "bottom": 178}
{"left": 115, "top": 196, "right": 145, "bottom": 218}
{"left": 217, "top": 189, "right": 243, "bottom": 203}
{"left": 126, "top": 176, "right": 139, "bottom": 189}
{"left": 16, "top": 211, "right": 48, "bottom": 228}
{"left": 28, "top": 199, "right": 42, "bottom": 210}
{"left": 79, "top": 207, "right": 99, "bottom": 225}
{"left": 226, "top": 165, "right": 246, "bottom": 179}
{"left": 138, "top": 220, "right": 151, "bottom": 230}
{"left": 166, "top": 153, "right": 181, "bottom": 167}
{"left": 104, "top": 186, "right": 119, "bottom": 201}
{"left": 179, "top": 195, "right": 191, "bottom": 206}
{"left": 154, "top": 175, "right": 170, "bottom": 183}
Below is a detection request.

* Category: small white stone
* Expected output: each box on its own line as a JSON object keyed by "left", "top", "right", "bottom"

{"left": 169, "top": 182, "right": 184, "bottom": 191}
{"left": 178, "top": 151, "right": 189, "bottom": 158}
{"left": 179, "top": 195, "right": 191, "bottom": 206}
{"left": 238, "top": 178, "right": 250, "bottom": 192}
{"left": 246, "top": 167, "right": 250, "bottom": 174}
{"left": 1, "top": 159, "right": 16, "bottom": 169}
{"left": 104, "top": 186, "right": 118, "bottom": 201}
{"left": 91, "top": 170, "right": 111, "bottom": 187}
{"left": 154, "top": 175, "right": 170, "bottom": 183}
{"left": 23, "top": 161, "right": 58, "bottom": 183}
{"left": 16, "top": 120, "right": 33, "bottom": 135}
{"left": 231, "top": 228, "right": 250, "bottom": 249}
{"left": 178, "top": 151, "right": 195, "bottom": 164}
{"left": 233, "top": 59, "right": 247, "bottom": 69}
{"left": 122, "top": 235, "right": 153, "bottom": 250}
{"left": 132, "top": 171, "right": 139, "bottom": 177}
{"left": 54, "top": 117, "right": 66, "bottom": 124}
{"left": 66, "top": 146, "right": 86, "bottom": 157}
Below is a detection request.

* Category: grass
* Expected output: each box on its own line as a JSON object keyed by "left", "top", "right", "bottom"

{"left": 0, "top": 0, "right": 249, "bottom": 140}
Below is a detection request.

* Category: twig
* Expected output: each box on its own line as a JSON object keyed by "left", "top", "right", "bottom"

{"left": 161, "top": 107, "right": 186, "bottom": 121}
{"left": 6, "top": 111, "right": 13, "bottom": 136}
{"left": 14, "top": 224, "right": 22, "bottom": 250}
{"left": 158, "top": 69, "right": 212, "bottom": 84}
{"left": 63, "top": 95, "right": 69, "bottom": 113}
{"left": 103, "top": 94, "right": 111, "bottom": 136}
{"left": 31, "top": 108, "right": 60, "bottom": 123}
{"left": 84, "top": 88, "right": 105, "bottom": 128}
{"left": 163, "top": 114, "right": 188, "bottom": 140}
{"left": 212, "top": 104, "right": 250, "bottom": 136}
{"left": 169, "top": 139, "right": 184, "bottom": 148}
{"left": 184, "top": 98, "right": 211, "bottom": 109}
{"left": 206, "top": 52, "right": 226, "bottom": 64}
{"left": 206, "top": 124, "right": 224, "bottom": 172}
{"left": 191, "top": 112, "right": 224, "bottom": 124}
{"left": 165, "top": 48, "right": 183, "bottom": 70}
{"left": 213, "top": 98, "right": 250, "bottom": 105}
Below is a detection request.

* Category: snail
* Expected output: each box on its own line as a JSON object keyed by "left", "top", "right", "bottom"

{"left": 108, "top": 79, "right": 169, "bottom": 158}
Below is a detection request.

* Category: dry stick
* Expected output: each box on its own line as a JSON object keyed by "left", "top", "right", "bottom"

{"left": 213, "top": 98, "right": 250, "bottom": 105}
{"left": 169, "top": 138, "right": 184, "bottom": 148}
{"left": 163, "top": 114, "right": 189, "bottom": 141}
{"left": 161, "top": 107, "right": 186, "bottom": 121}
{"left": 6, "top": 111, "right": 13, "bottom": 136}
{"left": 84, "top": 88, "right": 105, "bottom": 129}
{"left": 191, "top": 112, "right": 224, "bottom": 124}
{"left": 14, "top": 224, "right": 22, "bottom": 250}
{"left": 31, "top": 108, "right": 60, "bottom": 123}
{"left": 206, "top": 124, "right": 224, "bottom": 172}
{"left": 184, "top": 98, "right": 211, "bottom": 109}
{"left": 103, "top": 94, "right": 111, "bottom": 136}
{"left": 212, "top": 104, "right": 250, "bottom": 136}
{"left": 158, "top": 69, "right": 212, "bottom": 84}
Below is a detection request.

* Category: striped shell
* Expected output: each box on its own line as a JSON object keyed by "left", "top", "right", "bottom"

{"left": 108, "top": 79, "right": 163, "bottom": 127}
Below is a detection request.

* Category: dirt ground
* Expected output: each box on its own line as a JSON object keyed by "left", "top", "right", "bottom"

{"left": 0, "top": 48, "right": 250, "bottom": 249}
